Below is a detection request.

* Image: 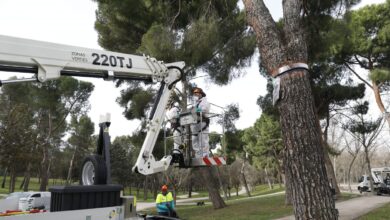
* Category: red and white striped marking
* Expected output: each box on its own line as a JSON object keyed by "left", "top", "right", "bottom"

{"left": 191, "top": 157, "right": 226, "bottom": 166}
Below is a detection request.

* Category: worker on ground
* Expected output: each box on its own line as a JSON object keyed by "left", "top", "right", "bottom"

{"left": 166, "top": 97, "right": 182, "bottom": 150}
{"left": 191, "top": 87, "right": 210, "bottom": 158}
{"left": 156, "top": 185, "right": 177, "bottom": 217}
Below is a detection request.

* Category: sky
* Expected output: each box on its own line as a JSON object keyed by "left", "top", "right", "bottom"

{"left": 0, "top": 0, "right": 386, "bottom": 138}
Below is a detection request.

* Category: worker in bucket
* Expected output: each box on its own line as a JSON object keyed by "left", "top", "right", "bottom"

{"left": 156, "top": 185, "right": 178, "bottom": 217}
{"left": 191, "top": 87, "right": 210, "bottom": 158}
{"left": 166, "top": 97, "right": 182, "bottom": 151}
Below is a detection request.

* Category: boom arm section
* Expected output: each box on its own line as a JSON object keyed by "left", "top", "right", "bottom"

{"left": 132, "top": 67, "right": 181, "bottom": 175}
{"left": 0, "top": 34, "right": 183, "bottom": 83}
{"left": 0, "top": 35, "right": 185, "bottom": 176}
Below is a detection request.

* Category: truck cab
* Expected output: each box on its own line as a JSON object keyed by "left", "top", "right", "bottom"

{"left": 358, "top": 167, "right": 390, "bottom": 195}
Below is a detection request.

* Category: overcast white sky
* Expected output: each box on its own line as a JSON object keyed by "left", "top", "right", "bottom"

{"left": 0, "top": 0, "right": 385, "bottom": 138}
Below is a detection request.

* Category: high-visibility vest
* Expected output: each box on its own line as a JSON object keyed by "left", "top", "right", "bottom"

{"left": 156, "top": 192, "right": 174, "bottom": 213}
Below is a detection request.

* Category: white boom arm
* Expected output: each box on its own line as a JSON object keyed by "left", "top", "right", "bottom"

{"left": 0, "top": 34, "right": 185, "bottom": 175}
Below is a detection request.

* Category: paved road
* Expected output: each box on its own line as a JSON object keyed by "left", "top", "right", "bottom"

{"left": 276, "top": 194, "right": 390, "bottom": 220}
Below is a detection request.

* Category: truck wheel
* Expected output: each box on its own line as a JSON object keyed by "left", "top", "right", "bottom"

{"left": 80, "top": 154, "right": 107, "bottom": 185}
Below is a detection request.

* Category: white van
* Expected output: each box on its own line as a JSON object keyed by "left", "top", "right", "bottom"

{"left": 18, "top": 192, "right": 51, "bottom": 211}
{"left": 357, "top": 175, "right": 371, "bottom": 193}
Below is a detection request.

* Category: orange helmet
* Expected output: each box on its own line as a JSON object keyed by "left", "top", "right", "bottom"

{"left": 193, "top": 87, "right": 206, "bottom": 97}
{"left": 161, "top": 185, "right": 168, "bottom": 191}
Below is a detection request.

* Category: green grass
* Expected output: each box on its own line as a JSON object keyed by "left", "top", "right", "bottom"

{"left": 0, "top": 177, "right": 66, "bottom": 194}
{"left": 143, "top": 190, "right": 361, "bottom": 220}
{"left": 206, "top": 185, "right": 285, "bottom": 202}
{"left": 337, "top": 192, "right": 361, "bottom": 201}
{"left": 359, "top": 202, "right": 390, "bottom": 220}
{"left": 176, "top": 191, "right": 210, "bottom": 199}
{"left": 241, "top": 184, "right": 284, "bottom": 196}
{"left": 122, "top": 187, "right": 156, "bottom": 202}
{"left": 145, "top": 194, "right": 293, "bottom": 220}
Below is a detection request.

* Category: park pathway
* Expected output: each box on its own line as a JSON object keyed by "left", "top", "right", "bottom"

{"left": 276, "top": 194, "right": 390, "bottom": 220}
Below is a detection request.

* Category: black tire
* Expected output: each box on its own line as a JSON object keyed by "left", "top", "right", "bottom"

{"left": 80, "top": 154, "right": 107, "bottom": 185}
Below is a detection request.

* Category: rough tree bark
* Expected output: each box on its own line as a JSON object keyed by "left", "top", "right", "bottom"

{"left": 9, "top": 166, "right": 16, "bottom": 193}
{"left": 264, "top": 167, "right": 273, "bottom": 189}
{"left": 244, "top": 0, "right": 337, "bottom": 219}
{"left": 240, "top": 160, "right": 251, "bottom": 197}
{"left": 39, "top": 111, "right": 52, "bottom": 191}
{"left": 364, "top": 144, "right": 375, "bottom": 195}
{"left": 216, "top": 167, "right": 228, "bottom": 200}
{"left": 322, "top": 114, "right": 341, "bottom": 196}
{"left": 347, "top": 155, "right": 357, "bottom": 193}
{"left": 23, "top": 161, "right": 32, "bottom": 191}
{"left": 372, "top": 82, "right": 390, "bottom": 132}
{"left": 39, "top": 143, "right": 49, "bottom": 191}
{"left": 198, "top": 167, "right": 226, "bottom": 209}
{"left": 186, "top": 168, "right": 193, "bottom": 198}
{"left": 143, "top": 176, "right": 148, "bottom": 201}
{"left": 1, "top": 168, "right": 7, "bottom": 188}
{"left": 66, "top": 149, "right": 77, "bottom": 184}
{"left": 284, "top": 173, "right": 292, "bottom": 205}
{"left": 152, "top": 174, "right": 158, "bottom": 199}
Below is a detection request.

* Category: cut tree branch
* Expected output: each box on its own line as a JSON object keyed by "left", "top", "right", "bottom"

{"left": 344, "top": 62, "right": 373, "bottom": 89}
{"left": 243, "top": 0, "right": 285, "bottom": 73}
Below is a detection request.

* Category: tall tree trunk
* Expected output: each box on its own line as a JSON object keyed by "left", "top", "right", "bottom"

{"left": 364, "top": 146, "right": 375, "bottom": 195}
{"left": 40, "top": 111, "right": 53, "bottom": 191}
{"left": 264, "top": 167, "right": 273, "bottom": 190}
{"left": 19, "top": 176, "right": 26, "bottom": 189}
{"left": 23, "top": 162, "right": 32, "bottom": 192}
{"left": 372, "top": 82, "right": 390, "bottom": 132}
{"left": 187, "top": 169, "right": 193, "bottom": 198}
{"left": 198, "top": 167, "right": 226, "bottom": 209}
{"left": 188, "top": 178, "right": 192, "bottom": 198}
{"left": 244, "top": 1, "right": 337, "bottom": 218}
{"left": 216, "top": 167, "right": 228, "bottom": 200}
{"left": 347, "top": 156, "right": 357, "bottom": 193}
{"left": 9, "top": 166, "right": 16, "bottom": 193}
{"left": 271, "top": 147, "right": 283, "bottom": 188}
{"left": 40, "top": 144, "right": 49, "bottom": 191}
{"left": 323, "top": 149, "right": 341, "bottom": 196}
{"left": 283, "top": 174, "right": 293, "bottom": 205}
{"left": 321, "top": 115, "right": 341, "bottom": 196}
{"left": 278, "top": 172, "right": 283, "bottom": 188}
{"left": 2, "top": 168, "right": 8, "bottom": 188}
{"left": 279, "top": 71, "right": 337, "bottom": 218}
{"left": 240, "top": 160, "right": 251, "bottom": 197}
{"left": 136, "top": 183, "right": 140, "bottom": 199}
{"left": 152, "top": 175, "right": 158, "bottom": 199}
{"left": 67, "top": 149, "right": 77, "bottom": 184}
{"left": 143, "top": 176, "right": 148, "bottom": 201}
